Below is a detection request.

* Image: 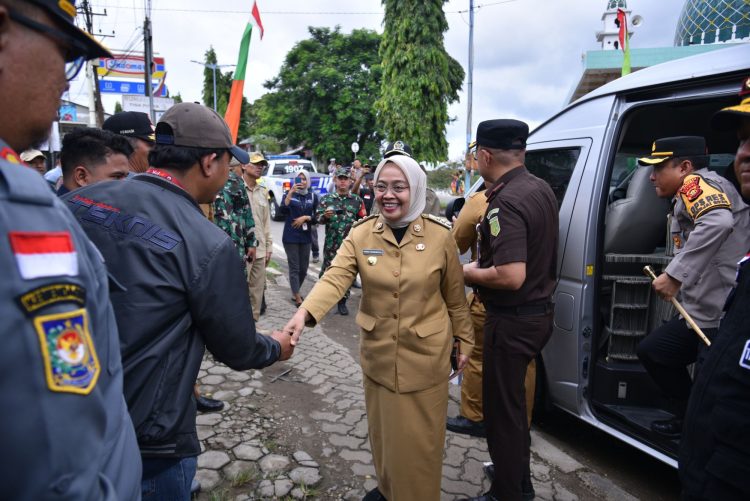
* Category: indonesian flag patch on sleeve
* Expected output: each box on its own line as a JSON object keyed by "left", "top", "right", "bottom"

{"left": 9, "top": 231, "right": 78, "bottom": 280}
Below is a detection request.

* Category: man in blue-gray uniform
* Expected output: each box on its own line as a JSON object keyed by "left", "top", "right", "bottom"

{"left": 0, "top": 0, "right": 141, "bottom": 499}
{"left": 63, "top": 102, "right": 295, "bottom": 500}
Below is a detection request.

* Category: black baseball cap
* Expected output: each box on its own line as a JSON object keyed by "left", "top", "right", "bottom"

{"left": 476, "top": 119, "right": 529, "bottom": 150}
{"left": 711, "top": 75, "right": 750, "bottom": 131}
{"left": 384, "top": 140, "right": 413, "bottom": 158}
{"left": 637, "top": 136, "right": 707, "bottom": 166}
{"left": 26, "top": 0, "right": 111, "bottom": 59}
{"left": 155, "top": 103, "right": 249, "bottom": 164}
{"left": 103, "top": 112, "right": 155, "bottom": 142}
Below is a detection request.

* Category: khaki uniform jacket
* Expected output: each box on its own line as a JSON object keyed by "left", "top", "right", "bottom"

{"left": 452, "top": 190, "right": 487, "bottom": 259}
{"left": 667, "top": 168, "right": 750, "bottom": 328}
{"left": 302, "top": 214, "right": 474, "bottom": 393}
{"left": 245, "top": 181, "right": 272, "bottom": 256}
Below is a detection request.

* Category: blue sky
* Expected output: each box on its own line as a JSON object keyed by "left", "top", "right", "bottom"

{"left": 73, "top": 0, "right": 687, "bottom": 161}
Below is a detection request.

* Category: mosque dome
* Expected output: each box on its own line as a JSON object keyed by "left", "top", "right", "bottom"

{"left": 674, "top": 0, "right": 750, "bottom": 46}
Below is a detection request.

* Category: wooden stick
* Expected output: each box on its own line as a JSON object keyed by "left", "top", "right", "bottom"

{"left": 643, "top": 266, "right": 711, "bottom": 346}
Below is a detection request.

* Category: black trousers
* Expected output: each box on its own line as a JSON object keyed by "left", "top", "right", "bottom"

{"left": 636, "top": 316, "right": 716, "bottom": 417}
{"left": 483, "top": 310, "right": 553, "bottom": 501}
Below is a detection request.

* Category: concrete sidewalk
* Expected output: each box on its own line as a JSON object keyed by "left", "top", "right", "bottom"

{"left": 192, "top": 265, "right": 638, "bottom": 500}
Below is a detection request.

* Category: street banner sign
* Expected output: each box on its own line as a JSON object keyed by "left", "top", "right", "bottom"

{"left": 122, "top": 95, "right": 175, "bottom": 122}
{"left": 97, "top": 54, "right": 166, "bottom": 79}
{"left": 99, "top": 79, "right": 168, "bottom": 96}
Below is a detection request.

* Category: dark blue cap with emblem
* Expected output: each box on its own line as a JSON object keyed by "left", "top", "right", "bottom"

{"left": 384, "top": 140, "right": 413, "bottom": 158}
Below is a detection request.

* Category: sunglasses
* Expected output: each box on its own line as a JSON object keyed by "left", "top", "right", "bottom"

{"left": 9, "top": 10, "right": 88, "bottom": 81}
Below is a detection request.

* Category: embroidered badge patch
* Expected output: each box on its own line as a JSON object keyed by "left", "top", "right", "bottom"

{"left": 679, "top": 176, "right": 703, "bottom": 202}
{"left": 33, "top": 308, "right": 100, "bottom": 394}
{"left": 17, "top": 283, "right": 86, "bottom": 316}
{"left": 679, "top": 175, "right": 732, "bottom": 220}
{"left": 9, "top": 231, "right": 78, "bottom": 280}
{"left": 740, "top": 339, "right": 750, "bottom": 371}
{"left": 489, "top": 217, "right": 501, "bottom": 237}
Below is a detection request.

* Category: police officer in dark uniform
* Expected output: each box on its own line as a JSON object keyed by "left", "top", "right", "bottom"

{"left": 679, "top": 76, "right": 750, "bottom": 501}
{"left": 0, "top": 0, "right": 141, "bottom": 498}
{"left": 461, "top": 119, "right": 559, "bottom": 501}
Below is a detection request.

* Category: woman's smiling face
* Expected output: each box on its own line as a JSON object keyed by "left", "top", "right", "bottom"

{"left": 375, "top": 163, "right": 411, "bottom": 222}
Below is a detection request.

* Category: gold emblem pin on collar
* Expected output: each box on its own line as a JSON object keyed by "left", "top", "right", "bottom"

{"left": 368, "top": 256, "right": 377, "bottom": 265}
{"left": 413, "top": 224, "right": 422, "bottom": 232}
{"left": 376, "top": 222, "right": 383, "bottom": 230}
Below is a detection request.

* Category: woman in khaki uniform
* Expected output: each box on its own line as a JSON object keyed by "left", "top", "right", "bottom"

{"left": 284, "top": 154, "right": 474, "bottom": 500}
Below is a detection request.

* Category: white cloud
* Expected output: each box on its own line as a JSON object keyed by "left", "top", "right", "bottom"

{"left": 77, "top": 0, "right": 686, "bottom": 161}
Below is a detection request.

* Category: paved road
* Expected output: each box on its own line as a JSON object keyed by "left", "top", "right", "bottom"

{"left": 189, "top": 219, "right": 680, "bottom": 499}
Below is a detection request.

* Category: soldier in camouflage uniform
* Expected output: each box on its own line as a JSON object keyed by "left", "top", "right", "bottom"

{"left": 317, "top": 167, "right": 366, "bottom": 315}
{"left": 213, "top": 163, "right": 257, "bottom": 277}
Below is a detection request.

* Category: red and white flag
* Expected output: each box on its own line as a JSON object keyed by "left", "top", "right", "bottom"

{"left": 251, "top": 1, "right": 264, "bottom": 39}
{"left": 9, "top": 231, "right": 78, "bottom": 280}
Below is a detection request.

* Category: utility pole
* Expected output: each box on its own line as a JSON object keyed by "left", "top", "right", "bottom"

{"left": 143, "top": 0, "right": 155, "bottom": 122}
{"left": 190, "top": 61, "right": 235, "bottom": 111}
{"left": 465, "top": 0, "right": 475, "bottom": 188}
{"left": 79, "top": 0, "right": 111, "bottom": 127}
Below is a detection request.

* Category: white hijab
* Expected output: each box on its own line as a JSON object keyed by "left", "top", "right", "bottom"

{"left": 295, "top": 169, "right": 311, "bottom": 195}
{"left": 373, "top": 155, "right": 426, "bottom": 228}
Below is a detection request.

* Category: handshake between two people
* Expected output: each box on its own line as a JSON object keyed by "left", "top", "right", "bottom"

{"left": 268, "top": 307, "right": 312, "bottom": 362}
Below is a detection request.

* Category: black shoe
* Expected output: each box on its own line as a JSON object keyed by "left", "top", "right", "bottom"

{"left": 362, "top": 487, "right": 386, "bottom": 501}
{"left": 337, "top": 299, "right": 349, "bottom": 316}
{"left": 457, "top": 494, "right": 498, "bottom": 501}
{"left": 650, "top": 417, "right": 682, "bottom": 438}
{"left": 522, "top": 468, "right": 535, "bottom": 500}
{"left": 196, "top": 395, "right": 224, "bottom": 413}
{"left": 483, "top": 463, "right": 494, "bottom": 482}
{"left": 446, "top": 415, "right": 486, "bottom": 438}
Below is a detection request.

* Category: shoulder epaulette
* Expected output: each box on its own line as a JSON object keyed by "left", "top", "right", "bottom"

{"left": 423, "top": 213, "right": 452, "bottom": 229}
{"left": 352, "top": 214, "right": 378, "bottom": 228}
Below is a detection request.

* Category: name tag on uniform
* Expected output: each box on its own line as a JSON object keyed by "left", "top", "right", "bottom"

{"left": 363, "top": 249, "right": 384, "bottom": 256}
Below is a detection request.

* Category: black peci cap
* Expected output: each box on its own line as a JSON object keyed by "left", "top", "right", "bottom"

{"left": 637, "top": 136, "right": 707, "bottom": 166}
{"left": 27, "top": 0, "right": 111, "bottom": 59}
{"left": 103, "top": 112, "right": 155, "bottom": 142}
{"left": 476, "top": 119, "right": 529, "bottom": 150}
{"left": 384, "top": 140, "right": 413, "bottom": 158}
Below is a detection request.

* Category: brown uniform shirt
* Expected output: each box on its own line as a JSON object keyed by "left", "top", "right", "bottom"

{"left": 477, "top": 166, "right": 558, "bottom": 309}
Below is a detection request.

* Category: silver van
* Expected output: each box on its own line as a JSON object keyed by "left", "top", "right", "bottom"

{"left": 452, "top": 43, "right": 750, "bottom": 467}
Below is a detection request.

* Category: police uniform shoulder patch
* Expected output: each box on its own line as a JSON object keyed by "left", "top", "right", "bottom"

{"left": 423, "top": 214, "right": 452, "bottom": 230}
{"left": 33, "top": 308, "right": 100, "bottom": 395}
{"left": 679, "top": 174, "right": 731, "bottom": 220}
{"left": 17, "top": 283, "right": 86, "bottom": 316}
{"left": 351, "top": 214, "right": 378, "bottom": 229}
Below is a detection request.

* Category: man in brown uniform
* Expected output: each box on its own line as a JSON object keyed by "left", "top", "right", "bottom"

{"left": 462, "top": 120, "right": 558, "bottom": 501}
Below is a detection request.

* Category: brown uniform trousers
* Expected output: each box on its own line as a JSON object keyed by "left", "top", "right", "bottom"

{"left": 302, "top": 214, "right": 474, "bottom": 500}
{"left": 452, "top": 193, "right": 536, "bottom": 425}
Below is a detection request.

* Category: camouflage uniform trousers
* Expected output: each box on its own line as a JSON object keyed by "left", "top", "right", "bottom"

{"left": 317, "top": 192, "right": 366, "bottom": 300}
{"left": 213, "top": 170, "right": 256, "bottom": 278}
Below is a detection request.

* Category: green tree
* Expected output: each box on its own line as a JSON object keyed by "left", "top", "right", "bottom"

{"left": 251, "top": 27, "right": 384, "bottom": 162}
{"left": 114, "top": 101, "right": 122, "bottom": 114}
{"left": 172, "top": 92, "right": 183, "bottom": 103}
{"left": 376, "top": 0, "right": 464, "bottom": 162}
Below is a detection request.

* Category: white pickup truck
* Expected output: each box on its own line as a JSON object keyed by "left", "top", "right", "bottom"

{"left": 259, "top": 155, "right": 331, "bottom": 221}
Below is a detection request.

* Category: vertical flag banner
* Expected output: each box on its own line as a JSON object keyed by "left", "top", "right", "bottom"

{"left": 617, "top": 8, "right": 631, "bottom": 76}
{"left": 225, "top": 1, "right": 264, "bottom": 143}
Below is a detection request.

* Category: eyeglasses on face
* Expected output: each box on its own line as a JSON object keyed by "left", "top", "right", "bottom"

{"left": 375, "top": 182, "right": 409, "bottom": 194}
{"left": 8, "top": 10, "right": 88, "bottom": 81}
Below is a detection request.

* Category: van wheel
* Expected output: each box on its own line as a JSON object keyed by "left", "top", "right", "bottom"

{"left": 270, "top": 196, "right": 283, "bottom": 221}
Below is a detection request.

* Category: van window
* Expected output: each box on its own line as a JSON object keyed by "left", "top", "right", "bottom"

{"left": 525, "top": 148, "right": 581, "bottom": 207}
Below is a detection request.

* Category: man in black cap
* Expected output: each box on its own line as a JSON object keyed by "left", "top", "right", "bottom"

{"left": 635, "top": 136, "right": 749, "bottom": 438}
{"left": 103, "top": 110, "right": 155, "bottom": 173}
{"left": 461, "top": 119, "right": 558, "bottom": 501}
{"left": 0, "top": 0, "right": 142, "bottom": 498}
{"left": 62, "top": 102, "right": 294, "bottom": 499}
{"left": 680, "top": 79, "right": 750, "bottom": 501}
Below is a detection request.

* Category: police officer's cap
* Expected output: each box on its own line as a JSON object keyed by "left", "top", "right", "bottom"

{"left": 384, "top": 140, "right": 412, "bottom": 158}
{"left": 335, "top": 167, "right": 349, "bottom": 178}
{"left": 25, "top": 0, "right": 112, "bottom": 59}
{"left": 637, "top": 136, "right": 707, "bottom": 166}
{"left": 711, "top": 75, "right": 750, "bottom": 131}
{"left": 476, "top": 119, "right": 529, "bottom": 150}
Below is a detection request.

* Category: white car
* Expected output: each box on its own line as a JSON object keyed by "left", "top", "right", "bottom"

{"left": 259, "top": 156, "right": 331, "bottom": 221}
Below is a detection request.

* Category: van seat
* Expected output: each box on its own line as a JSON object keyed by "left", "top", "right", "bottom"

{"left": 604, "top": 166, "right": 669, "bottom": 254}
